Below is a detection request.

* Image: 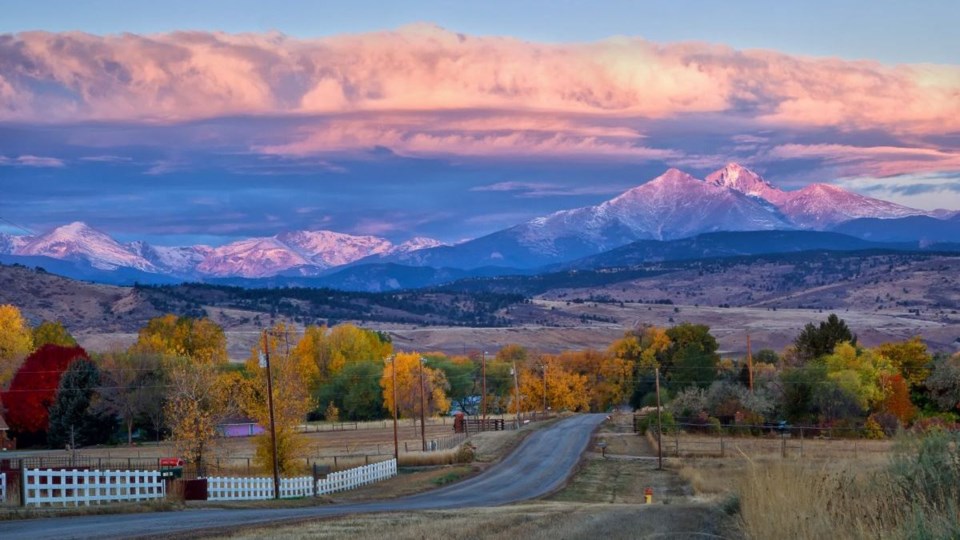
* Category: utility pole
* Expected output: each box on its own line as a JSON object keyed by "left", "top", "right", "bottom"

{"left": 512, "top": 361, "right": 521, "bottom": 427}
{"left": 747, "top": 334, "right": 754, "bottom": 394}
{"left": 261, "top": 330, "right": 281, "bottom": 500}
{"left": 481, "top": 350, "right": 487, "bottom": 425}
{"left": 388, "top": 355, "right": 399, "bottom": 461}
{"left": 419, "top": 356, "right": 427, "bottom": 452}
{"left": 542, "top": 363, "right": 548, "bottom": 415}
{"left": 655, "top": 366, "right": 664, "bottom": 471}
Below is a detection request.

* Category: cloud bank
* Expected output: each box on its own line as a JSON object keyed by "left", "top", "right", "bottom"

{"left": 1, "top": 24, "right": 957, "bottom": 136}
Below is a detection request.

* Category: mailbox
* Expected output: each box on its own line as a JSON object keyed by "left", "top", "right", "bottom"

{"left": 160, "top": 457, "right": 184, "bottom": 479}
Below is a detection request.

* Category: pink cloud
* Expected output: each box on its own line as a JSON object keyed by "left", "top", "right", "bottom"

{"left": 764, "top": 144, "right": 960, "bottom": 177}
{"left": 0, "top": 25, "right": 955, "bottom": 137}
{"left": 254, "top": 113, "right": 678, "bottom": 160}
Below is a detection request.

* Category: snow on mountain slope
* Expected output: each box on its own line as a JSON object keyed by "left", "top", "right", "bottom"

{"left": 127, "top": 241, "right": 213, "bottom": 274}
{"left": 15, "top": 222, "right": 156, "bottom": 271}
{"left": 277, "top": 230, "right": 394, "bottom": 268}
{"left": 0, "top": 233, "right": 31, "bottom": 254}
{"left": 705, "top": 163, "right": 788, "bottom": 205}
{"left": 776, "top": 183, "right": 927, "bottom": 229}
{"left": 196, "top": 237, "right": 311, "bottom": 278}
{"left": 517, "top": 168, "right": 792, "bottom": 250}
{"left": 705, "top": 163, "right": 926, "bottom": 229}
{"left": 390, "top": 237, "right": 447, "bottom": 254}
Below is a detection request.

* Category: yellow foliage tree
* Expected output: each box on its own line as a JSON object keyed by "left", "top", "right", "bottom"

{"left": 0, "top": 304, "right": 33, "bottom": 389}
{"left": 609, "top": 325, "right": 671, "bottom": 371}
{"left": 877, "top": 336, "right": 932, "bottom": 387}
{"left": 243, "top": 323, "right": 313, "bottom": 475}
{"left": 380, "top": 352, "right": 450, "bottom": 422}
{"left": 294, "top": 323, "right": 392, "bottom": 391}
{"left": 132, "top": 314, "right": 227, "bottom": 364}
{"left": 163, "top": 357, "right": 230, "bottom": 474}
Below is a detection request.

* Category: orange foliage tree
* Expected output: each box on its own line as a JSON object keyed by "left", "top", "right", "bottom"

{"left": 877, "top": 373, "right": 917, "bottom": 424}
{"left": 380, "top": 352, "right": 450, "bottom": 423}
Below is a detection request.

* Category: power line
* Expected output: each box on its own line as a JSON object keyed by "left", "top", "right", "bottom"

{"left": 0, "top": 215, "right": 34, "bottom": 236}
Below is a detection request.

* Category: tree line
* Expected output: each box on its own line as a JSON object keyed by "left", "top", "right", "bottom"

{"left": 1, "top": 303, "right": 958, "bottom": 475}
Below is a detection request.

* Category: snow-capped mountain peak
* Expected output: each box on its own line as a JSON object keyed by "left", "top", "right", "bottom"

{"left": 15, "top": 222, "right": 155, "bottom": 271}
{"left": 705, "top": 163, "right": 784, "bottom": 202}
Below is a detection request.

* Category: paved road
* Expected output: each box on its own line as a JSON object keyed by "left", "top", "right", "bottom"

{"left": 0, "top": 414, "right": 606, "bottom": 539}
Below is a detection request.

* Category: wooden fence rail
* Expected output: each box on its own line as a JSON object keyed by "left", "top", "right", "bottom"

{"left": 205, "top": 459, "right": 397, "bottom": 501}
{"left": 23, "top": 469, "right": 165, "bottom": 507}
{"left": 315, "top": 458, "right": 397, "bottom": 495}
{"left": 206, "top": 475, "right": 315, "bottom": 501}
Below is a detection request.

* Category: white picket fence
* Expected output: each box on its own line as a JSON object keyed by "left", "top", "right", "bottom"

{"left": 315, "top": 458, "right": 397, "bottom": 495}
{"left": 23, "top": 469, "right": 165, "bottom": 506}
{"left": 206, "top": 475, "right": 314, "bottom": 501}
{"left": 205, "top": 459, "right": 397, "bottom": 501}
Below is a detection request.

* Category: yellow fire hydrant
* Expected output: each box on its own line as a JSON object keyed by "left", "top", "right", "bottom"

{"left": 644, "top": 487, "right": 653, "bottom": 504}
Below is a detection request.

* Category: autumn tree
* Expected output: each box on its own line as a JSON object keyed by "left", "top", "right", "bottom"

{"left": 877, "top": 336, "right": 931, "bottom": 387}
{"left": 1, "top": 345, "right": 88, "bottom": 443}
{"left": 132, "top": 314, "right": 227, "bottom": 364}
{"left": 609, "top": 326, "right": 671, "bottom": 371}
{"left": 243, "top": 324, "right": 313, "bottom": 474}
{"left": 32, "top": 321, "right": 77, "bottom": 348}
{"left": 294, "top": 323, "right": 393, "bottom": 391}
{"left": 517, "top": 355, "right": 589, "bottom": 413}
{"left": 0, "top": 304, "right": 33, "bottom": 389}
{"left": 47, "top": 358, "right": 113, "bottom": 447}
{"left": 164, "top": 357, "right": 229, "bottom": 474}
{"left": 560, "top": 350, "right": 632, "bottom": 411}
{"left": 794, "top": 313, "right": 856, "bottom": 362}
{"left": 381, "top": 352, "right": 450, "bottom": 425}
{"left": 877, "top": 373, "right": 917, "bottom": 425}
{"left": 98, "top": 351, "right": 167, "bottom": 445}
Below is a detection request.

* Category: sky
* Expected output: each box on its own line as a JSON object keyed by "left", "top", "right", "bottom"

{"left": 1, "top": 1, "right": 958, "bottom": 246}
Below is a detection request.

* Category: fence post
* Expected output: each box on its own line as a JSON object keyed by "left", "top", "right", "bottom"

{"left": 674, "top": 428, "right": 680, "bottom": 457}
{"left": 781, "top": 431, "right": 786, "bottom": 458}
{"left": 19, "top": 460, "right": 25, "bottom": 507}
{"left": 799, "top": 428, "right": 804, "bottom": 458}
{"left": 719, "top": 430, "right": 725, "bottom": 458}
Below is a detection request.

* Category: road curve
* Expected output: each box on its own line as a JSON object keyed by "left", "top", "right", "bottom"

{"left": 0, "top": 414, "right": 606, "bottom": 539}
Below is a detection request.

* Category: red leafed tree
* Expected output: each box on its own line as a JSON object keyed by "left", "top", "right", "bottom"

{"left": 0, "top": 345, "right": 89, "bottom": 436}
{"left": 879, "top": 373, "right": 917, "bottom": 425}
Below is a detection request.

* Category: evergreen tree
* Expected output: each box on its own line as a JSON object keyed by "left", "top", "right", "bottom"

{"left": 794, "top": 314, "right": 856, "bottom": 362}
{"left": 47, "top": 358, "right": 112, "bottom": 447}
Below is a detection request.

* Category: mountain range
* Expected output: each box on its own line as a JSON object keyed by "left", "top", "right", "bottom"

{"left": 0, "top": 163, "right": 951, "bottom": 286}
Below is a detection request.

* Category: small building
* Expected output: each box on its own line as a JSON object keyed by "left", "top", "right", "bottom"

{"left": 216, "top": 416, "right": 265, "bottom": 438}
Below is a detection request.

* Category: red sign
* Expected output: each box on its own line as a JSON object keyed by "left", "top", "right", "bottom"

{"left": 160, "top": 458, "right": 184, "bottom": 468}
